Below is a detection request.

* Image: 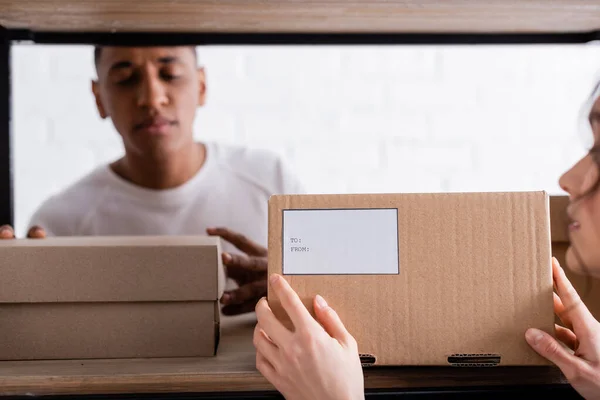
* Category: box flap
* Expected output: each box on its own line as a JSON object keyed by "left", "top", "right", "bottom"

{"left": 268, "top": 191, "right": 554, "bottom": 366}
{"left": 550, "top": 195, "right": 570, "bottom": 243}
{"left": 0, "top": 236, "right": 225, "bottom": 303}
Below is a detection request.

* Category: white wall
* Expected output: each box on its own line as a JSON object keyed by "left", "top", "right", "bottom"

{"left": 11, "top": 43, "right": 600, "bottom": 237}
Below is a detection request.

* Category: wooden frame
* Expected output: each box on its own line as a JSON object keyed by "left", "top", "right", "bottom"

{"left": 0, "top": 1, "right": 593, "bottom": 398}
{"left": 2, "top": 0, "right": 600, "bottom": 34}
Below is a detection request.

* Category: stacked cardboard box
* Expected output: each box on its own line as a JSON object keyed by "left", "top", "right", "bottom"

{"left": 0, "top": 236, "right": 224, "bottom": 360}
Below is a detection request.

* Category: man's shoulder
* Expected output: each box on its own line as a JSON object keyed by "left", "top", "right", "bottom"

{"left": 44, "top": 165, "right": 111, "bottom": 205}
{"left": 210, "top": 142, "right": 285, "bottom": 169}
{"left": 29, "top": 166, "right": 112, "bottom": 234}
{"left": 208, "top": 142, "right": 300, "bottom": 195}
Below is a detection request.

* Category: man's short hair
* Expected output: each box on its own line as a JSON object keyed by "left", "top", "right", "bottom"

{"left": 93, "top": 45, "right": 197, "bottom": 70}
{"left": 93, "top": 46, "right": 102, "bottom": 69}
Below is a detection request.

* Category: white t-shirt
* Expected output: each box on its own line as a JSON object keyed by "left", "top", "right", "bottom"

{"left": 29, "top": 141, "right": 304, "bottom": 244}
{"left": 28, "top": 141, "right": 306, "bottom": 305}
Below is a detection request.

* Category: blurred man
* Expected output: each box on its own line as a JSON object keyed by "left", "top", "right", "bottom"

{"left": 0, "top": 46, "right": 304, "bottom": 316}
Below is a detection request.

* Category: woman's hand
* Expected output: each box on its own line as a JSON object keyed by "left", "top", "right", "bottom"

{"left": 526, "top": 257, "right": 600, "bottom": 399}
{"left": 253, "top": 274, "right": 365, "bottom": 400}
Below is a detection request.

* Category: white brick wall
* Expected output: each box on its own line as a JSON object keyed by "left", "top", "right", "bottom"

{"left": 10, "top": 43, "right": 600, "bottom": 237}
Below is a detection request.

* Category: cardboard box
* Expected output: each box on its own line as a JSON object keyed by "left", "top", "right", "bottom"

{"left": 0, "top": 236, "right": 225, "bottom": 361}
{"left": 550, "top": 195, "right": 600, "bottom": 321}
{"left": 268, "top": 191, "right": 554, "bottom": 366}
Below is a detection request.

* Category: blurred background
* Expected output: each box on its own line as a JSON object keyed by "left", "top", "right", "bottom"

{"left": 11, "top": 43, "right": 600, "bottom": 236}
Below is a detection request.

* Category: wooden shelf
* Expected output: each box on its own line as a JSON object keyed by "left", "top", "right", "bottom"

{"left": 1, "top": 0, "right": 600, "bottom": 34}
{"left": 0, "top": 313, "right": 568, "bottom": 397}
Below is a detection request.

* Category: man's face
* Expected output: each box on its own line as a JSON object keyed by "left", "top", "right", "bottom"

{"left": 92, "top": 46, "right": 206, "bottom": 159}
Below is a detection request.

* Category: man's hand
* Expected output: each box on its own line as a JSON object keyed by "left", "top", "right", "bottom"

{"left": 0, "top": 225, "right": 46, "bottom": 239}
{"left": 207, "top": 227, "right": 267, "bottom": 316}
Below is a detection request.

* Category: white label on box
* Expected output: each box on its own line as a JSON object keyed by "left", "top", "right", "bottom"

{"left": 282, "top": 208, "right": 399, "bottom": 275}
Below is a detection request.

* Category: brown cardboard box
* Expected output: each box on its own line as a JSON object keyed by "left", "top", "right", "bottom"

{"left": 0, "top": 236, "right": 225, "bottom": 361}
{"left": 550, "top": 195, "right": 600, "bottom": 321}
{"left": 268, "top": 191, "right": 554, "bottom": 366}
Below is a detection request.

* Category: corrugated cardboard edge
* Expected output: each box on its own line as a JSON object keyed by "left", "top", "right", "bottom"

{"left": 214, "top": 238, "right": 223, "bottom": 356}
{"left": 550, "top": 195, "right": 570, "bottom": 243}
{"left": 0, "top": 235, "right": 225, "bottom": 248}
{"left": 532, "top": 191, "right": 555, "bottom": 367}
